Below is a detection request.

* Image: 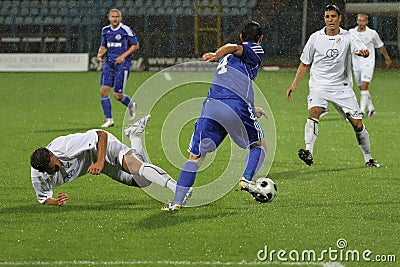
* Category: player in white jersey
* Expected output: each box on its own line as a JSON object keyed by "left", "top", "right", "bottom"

{"left": 349, "top": 13, "right": 392, "bottom": 117}
{"left": 30, "top": 115, "right": 182, "bottom": 206}
{"left": 286, "top": 5, "right": 380, "bottom": 168}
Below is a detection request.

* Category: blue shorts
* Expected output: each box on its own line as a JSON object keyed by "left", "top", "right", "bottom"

{"left": 188, "top": 98, "right": 264, "bottom": 156}
{"left": 100, "top": 61, "right": 130, "bottom": 94}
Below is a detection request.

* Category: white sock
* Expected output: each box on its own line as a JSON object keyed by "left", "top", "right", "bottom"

{"left": 305, "top": 118, "right": 318, "bottom": 154}
{"left": 138, "top": 162, "right": 177, "bottom": 192}
{"left": 367, "top": 91, "right": 375, "bottom": 112}
{"left": 356, "top": 125, "right": 372, "bottom": 163}
{"left": 130, "top": 135, "right": 149, "bottom": 163}
{"left": 360, "top": 90, "right": 370, "bottom": 114}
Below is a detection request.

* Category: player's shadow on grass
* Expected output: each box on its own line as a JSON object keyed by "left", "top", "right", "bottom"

{"left": 33, "top": 127, "right": 95, "bottom": 134}
{"left": 269, "top": 164, "right": 366, "bottom": 180}
{"left": 0, "top": 200, "right": 154, "bottom": 215}
{"left": 135, "top": 206, "right": 240, "bottom": 229}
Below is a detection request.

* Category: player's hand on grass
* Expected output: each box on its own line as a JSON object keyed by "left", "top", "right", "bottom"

{"left": 88, "top": 162, "right": 104, "bottom": 175}
{"left": 355, "top": 49, "right": 369, "bottom": 58}
{"left": 56, "top": 192, "right": 68, "bottom": 206}
{"left": 254, "top": 107, "right": 268, "bottom": 119}
{"left": 202, "top": 52, "right": 217, "bottom": 62}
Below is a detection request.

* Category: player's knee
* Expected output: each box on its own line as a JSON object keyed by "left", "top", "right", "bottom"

{"left": 114, "top": 92, "right": 123, "bottom": 101}
{"left": 249, "top": 141, "right": 263, "bottom": 148}
{"left": 352, "top": 121, "right": 364, "bottom": 132}
{"left": 188, "top": 154, "right": 203, "bottom": 166}
{"left": 100, "top": 87, "right": 110, "bottom": 97}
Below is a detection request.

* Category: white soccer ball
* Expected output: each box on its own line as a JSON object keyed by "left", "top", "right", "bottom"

{"left": 254, "top": 177, "right": 277, "bottom": 203}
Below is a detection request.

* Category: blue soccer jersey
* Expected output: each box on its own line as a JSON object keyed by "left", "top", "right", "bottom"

{"left": 207, "top": 42, "right": 264, "bottom": 106}
{"left": 100, "top": 23, "right": 138, "bottom": 67}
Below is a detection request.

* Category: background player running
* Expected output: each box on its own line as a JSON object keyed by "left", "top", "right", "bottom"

{"left": 97, "top": 8, "right": 139, "bottom": 128}
{"left": 349, "top": 13, "right": 392, "bottom": 117}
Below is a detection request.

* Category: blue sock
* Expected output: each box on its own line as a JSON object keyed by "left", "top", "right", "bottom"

{"left": 242, "top": 146, "right": 266, "bottom": 181}
{"left": 101, "top": 96, "right": 112, "bottom": 119}
{"left": 121, "top": 94, "right": 133, "bottom": 108}
{"left": 173, "top": 160, "right": 199, "bottom": 205}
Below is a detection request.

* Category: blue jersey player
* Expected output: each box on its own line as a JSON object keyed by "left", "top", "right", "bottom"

{"left": 97, "top": 9, "right": 139, "bottom": 127}
{"left": 162, "top": 21, "right": 268, "bottom": 211}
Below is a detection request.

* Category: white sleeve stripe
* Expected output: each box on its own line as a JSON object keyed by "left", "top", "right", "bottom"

{"left": 121, "top": 24, "right": 134, "bottom": 36}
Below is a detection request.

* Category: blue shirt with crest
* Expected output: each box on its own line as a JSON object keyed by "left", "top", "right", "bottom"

{"left": 100, "top": 23, "right": 138, "bottom": 67}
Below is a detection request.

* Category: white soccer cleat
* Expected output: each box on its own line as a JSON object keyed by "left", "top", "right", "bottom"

{"left": 161, "top": 202, "right": 181, "bottom": 211}
{"left": 238, "top": 177, "right": 259, "bottom": 194}
{"left": 129, "top": 102, "right": 137, "bottom": 121}
{"left": 124, "top": 114, "right": 151, "bottom": 137}
{"left": 101, "top": 118, "right": 114, "bottom": 128}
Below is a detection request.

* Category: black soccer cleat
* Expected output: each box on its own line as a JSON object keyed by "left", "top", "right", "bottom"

{"left": 298, "top": 149, "right": 313, "bottom": 166}
{"left": 366, "top": 159, "right": 380, "bottom": 168}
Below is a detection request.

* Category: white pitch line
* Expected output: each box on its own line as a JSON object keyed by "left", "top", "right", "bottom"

{"left": 0, "top": 260, "right": 345, "bottom": 266}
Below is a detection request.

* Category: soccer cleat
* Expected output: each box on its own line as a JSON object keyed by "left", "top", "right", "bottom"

{"left": 239, "top": 177, "right": 260, "bottom": 194}
{"left": 101, "top": 118, "right": 114, "bottom": 128}
{"left": 367, "top": 109, "right": 375, "bottom": 117}
{"left": 298, "top": 149, "right": 313, "bottom": 166}
{"left": 239, "top": 177, "right": 256, "bottom": 192}
{"left": 129, "top": 102, "right": 137, "bottom": 121}
{"left": 161, "top": 202, "right": 181, "bottom": 211}
{"left": 124, "top": 114, "right": 151, "bottom": 137}
{"left": 366, "top": 159, "right": 380, "bottom": 168}
{"left": 239, "top": 178, "right": 268, "bottom": 203}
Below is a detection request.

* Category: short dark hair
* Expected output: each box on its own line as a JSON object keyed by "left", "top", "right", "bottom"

{"left": 30, "top": 147, "right": 51, "bottom": 172}
{"left": 325, "top": 4, "right": 341, "bottom": 16}
{"left": 241, "top": 21, "right": 263, "bottom": 43}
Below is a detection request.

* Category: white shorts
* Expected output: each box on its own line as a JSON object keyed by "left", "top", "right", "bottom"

{"left": 353, "top": 67, "right": 374, "bottom": 87}
{"left": 104, "top": 132, "right": 151, "bottom": 188}
{"left": 307, "top": 88, "right": 363, "bottom": 119}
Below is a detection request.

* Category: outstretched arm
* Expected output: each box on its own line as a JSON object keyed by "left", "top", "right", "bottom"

{"left": 286, "top": 62, "right": 309, "bottom": 101}
{"left": 379, "top": 46, "right": 392, "bottom": 68}
{"left": 44, "top": 192, "right": 69, "bottom": 206}
{"left": 87, "top": 131, "right": 108, "bottom": 175}
{"left": 202, "top": 43, "right": 244, "bottom": 62}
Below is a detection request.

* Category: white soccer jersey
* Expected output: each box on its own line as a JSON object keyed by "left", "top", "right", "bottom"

{"left": 31, "top": 130, "right": 132, "bottom": 204}
{"left": 300, "top": 27, "right": 367, "bottom": 90}
{"left": 349, "top": 26, "right": 384, "bottom": 70}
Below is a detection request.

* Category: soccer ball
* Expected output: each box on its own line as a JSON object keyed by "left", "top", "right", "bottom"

{"left": 254, "top": 177, "right": 277, "bottom": 203}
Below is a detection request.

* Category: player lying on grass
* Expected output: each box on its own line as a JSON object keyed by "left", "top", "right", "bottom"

{"left": 162, "top": 21, "right": 269, "bottom": 211}
{"left": 30, "top": 115, "right": 188, "bottom": 206}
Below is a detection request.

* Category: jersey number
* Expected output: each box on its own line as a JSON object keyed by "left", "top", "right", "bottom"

{"left": 216, "top": 55, "right": 230, "bottom": 74}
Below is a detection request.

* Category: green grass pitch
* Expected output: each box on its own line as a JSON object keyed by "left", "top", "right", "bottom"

{"left": 0, "top": 69, "right": 398, "bottom": 267}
